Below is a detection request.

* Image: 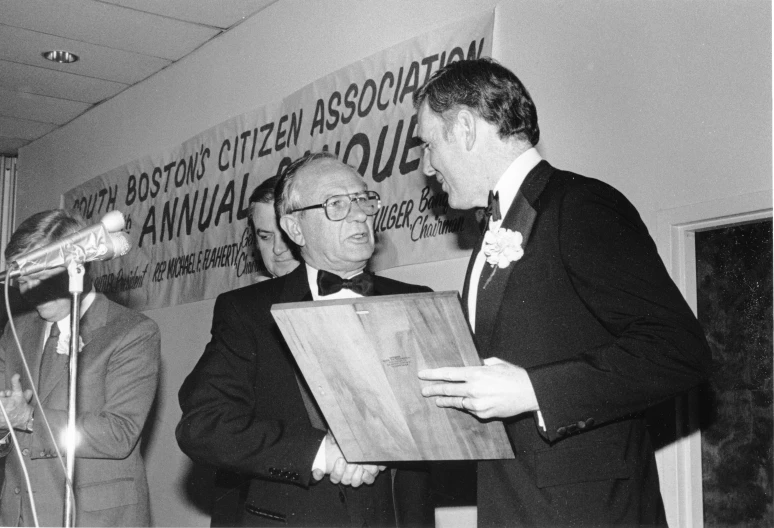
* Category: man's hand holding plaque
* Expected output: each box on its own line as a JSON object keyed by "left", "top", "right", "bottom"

{"left": 312, "top": 432, "right": 386, "bottom": 487}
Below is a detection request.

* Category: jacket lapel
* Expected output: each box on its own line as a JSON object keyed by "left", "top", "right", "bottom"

{"left": 278, "top": 265, "right": 313, "bottom": 303}
{"left": 474, "top": 161, "right": 553, "bottom": 354}
{"left": 78, "top": 293, "right": 109, "bottom": 347}
{"left": 370, "top": 273, "right": 406, "bottom": 297}
{"left": 276, "top": 265, "right": 329, "bottom": 430}
{"left": 17, "top": 315, "right": 46, "bottom": 391}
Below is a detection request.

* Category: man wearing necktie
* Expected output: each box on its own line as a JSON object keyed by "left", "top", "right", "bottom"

{"left": 0, "top": 209, "right": 160, "bottom": 527}
{"left": 177, "top": 152, "right": 434, "bottom": 527}
{"left": 414, "top": 58, "right": 711, "bottom": 526}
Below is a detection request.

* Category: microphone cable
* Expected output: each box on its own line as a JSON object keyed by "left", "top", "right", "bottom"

{"left": 3, "top": 277, "right": 78, "bottom": 526}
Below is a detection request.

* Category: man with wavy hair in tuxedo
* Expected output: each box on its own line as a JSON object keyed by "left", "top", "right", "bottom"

{"left": 415, "top": 58, "right": 711, "bottom": 526}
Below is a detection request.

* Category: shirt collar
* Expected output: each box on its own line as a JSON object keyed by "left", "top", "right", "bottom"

{"left": 47, "top": 290, "right": 97, "bottom": 337}
{"left": 490, "top": 148, "right": 542, "bottom": 229}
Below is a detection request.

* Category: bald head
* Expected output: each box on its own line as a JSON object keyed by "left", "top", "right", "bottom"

{"left": 277, "top": 153, "right": 377, "bottom": 276}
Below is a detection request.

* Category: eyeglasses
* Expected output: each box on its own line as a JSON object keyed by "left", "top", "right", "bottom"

{"left": 290, "top": 191, "right": 381, "bottom": 221}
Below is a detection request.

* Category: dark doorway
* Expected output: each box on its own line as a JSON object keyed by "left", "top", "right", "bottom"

{"left": 695, "top": 219, "right": 773, "bottom": 526}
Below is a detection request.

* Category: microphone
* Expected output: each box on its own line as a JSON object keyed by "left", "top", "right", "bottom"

{"left": 1, "top": 212, "right": 132, "bottom": 281}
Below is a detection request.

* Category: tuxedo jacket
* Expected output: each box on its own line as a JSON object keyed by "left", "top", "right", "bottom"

{"left": 177, "top": 265, "right": 434, "bottom": 527}
{"left": 464, "top": 161, "right": 711, "bottom": 526}
{"left": 0, "top": 293, "right": 160, "bottom": 527}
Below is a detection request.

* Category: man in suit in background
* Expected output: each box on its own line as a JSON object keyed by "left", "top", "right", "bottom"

{"left": 248, "top": 175, "right": 300, "bottom": 281}
{"left": 416, "top": 58, "right": 711, "bottom": 526}
{"left": 0, "top": 209, "right": 160, "bottom": 526}
{"left": 177, "top": 152, "right": 434, "bottom": 527}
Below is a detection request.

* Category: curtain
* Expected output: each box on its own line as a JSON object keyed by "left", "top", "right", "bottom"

{"left": 0, "top": 156, "right": 17, "bottom": 271}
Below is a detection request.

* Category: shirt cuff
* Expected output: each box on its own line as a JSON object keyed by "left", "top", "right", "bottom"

{"left": 536, "top": 410, "right": 546, "bottom": 431}
{"left": 312, "top": 439, "right": 326, "bottom": 473}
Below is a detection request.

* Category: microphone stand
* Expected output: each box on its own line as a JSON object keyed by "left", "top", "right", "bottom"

{"left": 64, "top": 257, "right": 85, "bottom": 528}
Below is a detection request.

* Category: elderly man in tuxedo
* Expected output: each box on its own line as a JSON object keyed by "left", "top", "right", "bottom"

{"left": 0, "top": 209, "right": 160, "bottom": 527}
{"left": 177, "top": 152, "right": 433, "bottom": 527}
{"left": 416, "top": 58, "right": 711, "bottom": 526}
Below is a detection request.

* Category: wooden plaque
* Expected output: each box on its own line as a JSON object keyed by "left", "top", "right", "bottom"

{"left": 271, "top": 291, "right": 514, "bottom": 462}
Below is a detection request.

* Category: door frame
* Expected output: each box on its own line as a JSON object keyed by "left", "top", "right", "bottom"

{"left": 654, "top": 189, "right": 772, "bottom": 527}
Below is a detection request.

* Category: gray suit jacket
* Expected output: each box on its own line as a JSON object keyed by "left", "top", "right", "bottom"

{"left": 0, "top": 293, "right": 160, "bottom": 527}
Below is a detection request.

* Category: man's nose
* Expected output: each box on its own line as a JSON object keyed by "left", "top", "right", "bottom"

{"left": 273, "top": 234, "right": 289, "bottom": 255}
{"left": 422, "top": 153, "right": 436, "bottom": 176}
{"left": 347, "top": 200, "right": 369, "bottom": 222}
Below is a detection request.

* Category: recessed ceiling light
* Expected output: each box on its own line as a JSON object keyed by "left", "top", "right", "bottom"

{"left": 42, "top": 50, "right": 79, "bottom": 64}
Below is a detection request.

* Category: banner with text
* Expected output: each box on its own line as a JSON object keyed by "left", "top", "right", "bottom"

{"left": 63, "top": 12, "right": 494, "bottom": 310}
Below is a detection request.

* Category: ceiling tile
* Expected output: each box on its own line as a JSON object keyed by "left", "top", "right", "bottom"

{"left": 0, "top": 1, "right": 277, "bottom": 156}
{"left": 0, "top": 0, "right": 220, "bottom": 60}
{"left": 100, "top": 0, "right": 278, "bottom": 29}
{"left": 0, "top": 115, "right": 57, "bottom": 140}
{"left": 0, "top": 60, "right": 127, "bottom": 104}
{"left": 0, "top": 24, "right": 172, "bottom": 84}
{"left": 0, "top": 136, "right": 29, "bottom": 156}
{"left": 0, "top": 87, "right": 92, "bottom": 125}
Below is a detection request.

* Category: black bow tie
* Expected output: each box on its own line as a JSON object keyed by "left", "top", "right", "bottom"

{"left": 485, "top": 190, "right": 502, "bottom": 222}
{"left": 317, "top": 270, "right": 375, "bottom": 297}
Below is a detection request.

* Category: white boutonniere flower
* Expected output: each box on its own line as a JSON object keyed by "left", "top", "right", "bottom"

{"left": 481, "top": 227, "right": 524, "bottom": 288}
{"left": 57, "top": 334, "right": 85, "bottom": 356}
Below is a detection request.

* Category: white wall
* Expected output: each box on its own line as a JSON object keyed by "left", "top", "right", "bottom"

{"left": 16, "top": 1, "right": 771, "bottom": 526}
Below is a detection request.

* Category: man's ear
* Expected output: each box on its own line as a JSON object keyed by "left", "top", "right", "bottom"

{"left": 280, "top": 214, "right": 305, "bottom": 247}
{"left": 456, "top": 108, "right": 477, "bottom": 151}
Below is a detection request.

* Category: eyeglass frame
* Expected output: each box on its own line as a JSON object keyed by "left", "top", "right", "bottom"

{"left": 289, "top": 190, "right": 381, "bottom": 221}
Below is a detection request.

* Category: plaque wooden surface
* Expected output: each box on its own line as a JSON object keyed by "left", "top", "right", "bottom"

{"left": 271, "top": 291, "right": 514, "bottom": 462}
